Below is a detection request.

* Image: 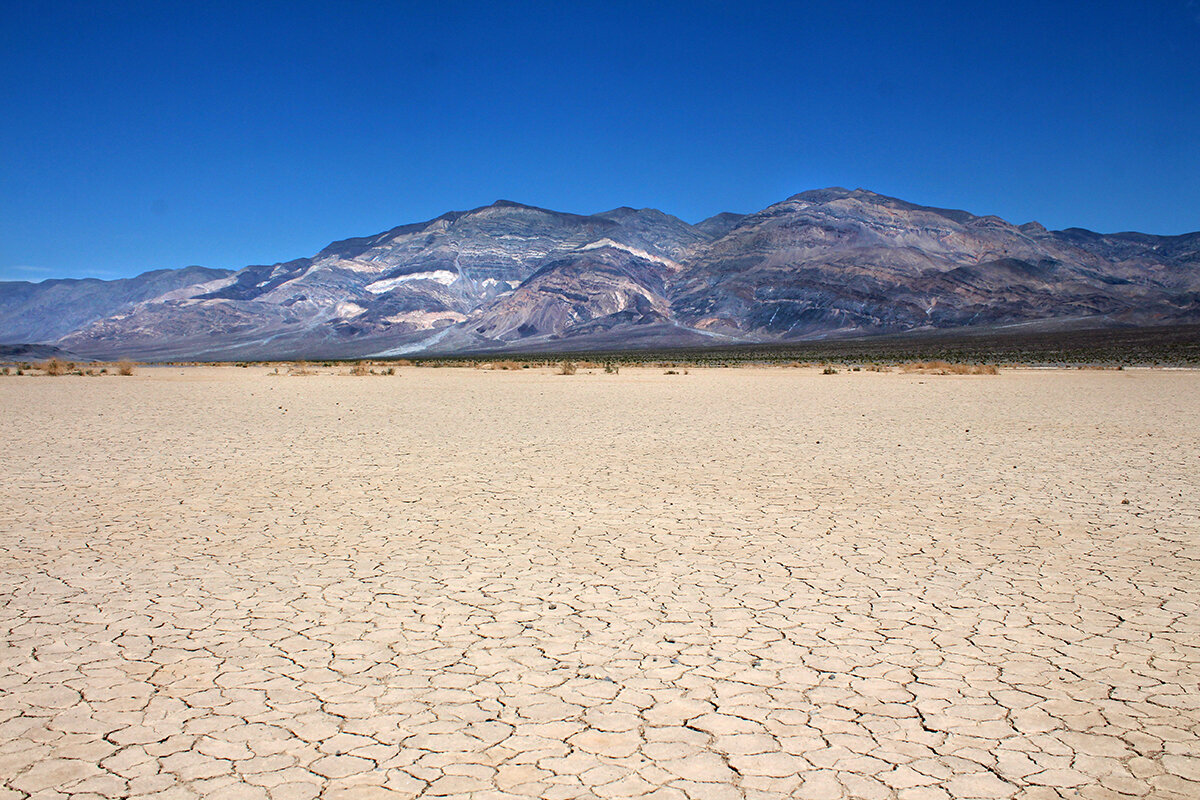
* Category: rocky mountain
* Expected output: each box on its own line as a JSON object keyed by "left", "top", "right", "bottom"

{"left": 6, "top": 189, "right": 1197, "bottom": 359}
{"left": 52, "top": 201, "right": 712, "bottom": 359}
{"left": 670, "top": 189, "right": 1200, "bottom": 338}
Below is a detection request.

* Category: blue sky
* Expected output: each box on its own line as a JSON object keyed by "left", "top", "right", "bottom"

{"left": 2, "top": 0, "right": 1198, "bottom": 281}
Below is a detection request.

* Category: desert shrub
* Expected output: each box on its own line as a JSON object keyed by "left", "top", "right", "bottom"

{"left": 39, "top": 358, "right": 67, "bottom": 376}
{"left": 384, "top": 367, "right": 396, "bottom": 375}
{"left": 117, "top": 360, "right": 136, "bottom": 376}
{"left": 865, "top": 364, "right": 891, "bottom": 372}
{"left": 0, "top": 367, "right": 8, "bottom": 376}
{"left": 490, "top": 360, "right": 522, "bottom": 370}
{"left": 559, "top": 360, "right": 577, "bottom": 375}
{"left": 902, "top": 361, "right": 999, "bottom": 375}
{"left": 822, "top": 366, "right": 839, "bottom": 375}
{"left": 15, "top": 368, "right": 23, "bottom": 375}
{"left": 664, "top": 369, "right": 678, "bottom": 375}
{"left": 349, "top": 362, "right": 371, "bottom": 376}
{"left": 394, "top": 359, "right": 413, "bottom": 367}
{"left": 902, "top": 361, "right": 936, "bottom": 373}
{"left": 603, "top": 362, "right": 619, "bottom": 374}
{"left": 288, "top": 361, "right": 314, "bottom": 376}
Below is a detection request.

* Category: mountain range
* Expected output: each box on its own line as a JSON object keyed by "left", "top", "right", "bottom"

{"left": 3, "top": 188, "right": 1197, "bottom": 360}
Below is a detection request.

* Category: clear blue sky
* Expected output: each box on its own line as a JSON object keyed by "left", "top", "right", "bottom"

{"left": 3, "top": 1, "right": 1198, "bottom": 281}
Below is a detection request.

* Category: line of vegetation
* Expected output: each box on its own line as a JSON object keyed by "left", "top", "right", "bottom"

{"left": 399, "top": 323, "right": 1200, "bottom": 368}
{"left": 0, "top": 357, "right": 139, "bottom": 376}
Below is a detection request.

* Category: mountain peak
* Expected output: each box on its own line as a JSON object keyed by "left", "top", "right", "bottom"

{"left": 471, "top": 199, "right": 590, "bottom": 220}
{"left": 788, "top": 187, "right": 895, "bottom": 204}
{"left": 594, "top": 206, "right": 677, "bottom": 222}
{"left": 695, "top": 212, "right": 748, "bottom": 239}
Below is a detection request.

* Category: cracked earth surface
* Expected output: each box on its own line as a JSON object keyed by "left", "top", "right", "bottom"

{"left": 1, "top": 366, "right": 1197, "bottom": 800}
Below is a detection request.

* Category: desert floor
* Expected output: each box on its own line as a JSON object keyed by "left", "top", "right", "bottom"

{"left": 1, "top": 365, "right": 1197, "bottom": 800}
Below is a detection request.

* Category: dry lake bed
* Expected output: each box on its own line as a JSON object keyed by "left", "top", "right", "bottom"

{"left": 1, "top": 365, "right": 1197, "bottom": 800}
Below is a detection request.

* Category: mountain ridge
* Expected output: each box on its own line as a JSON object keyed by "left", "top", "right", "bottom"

{"left": 4, "top": 190, "right": 1197, "bottom": 359}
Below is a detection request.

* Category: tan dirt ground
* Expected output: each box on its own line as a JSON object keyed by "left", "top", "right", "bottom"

{"left": 0, "top": 365, "right": 1197, "bottom": 800}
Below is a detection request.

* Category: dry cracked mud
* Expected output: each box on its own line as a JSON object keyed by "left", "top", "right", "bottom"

{"left": 1, "top": 365, "right": 1197, "bottom": 799}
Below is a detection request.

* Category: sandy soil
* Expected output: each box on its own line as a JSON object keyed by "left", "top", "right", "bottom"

{"left": 1, "top": 365, "right": 1197, "bottom": 800}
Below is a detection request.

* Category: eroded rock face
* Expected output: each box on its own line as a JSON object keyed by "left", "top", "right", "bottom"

{"left": 466, "top": 245, "right": 675, "bottom": 343}
{"left": 11, "top": 189, "right": 1199, "bottom": 359}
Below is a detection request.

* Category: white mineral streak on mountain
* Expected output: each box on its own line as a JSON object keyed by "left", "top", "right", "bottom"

{"left": 366, "top": 271, "right": 460, "bottom": 292}
{"left": 578, "top": 239, "right": 681, "bottom": 270}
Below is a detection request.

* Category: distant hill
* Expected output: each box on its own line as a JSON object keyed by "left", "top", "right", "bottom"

{"left": 0, "top": 343, "right": 77, "bottom": 362}
{"left": 0, "top": 266, "right": 231, "bottom": 343}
